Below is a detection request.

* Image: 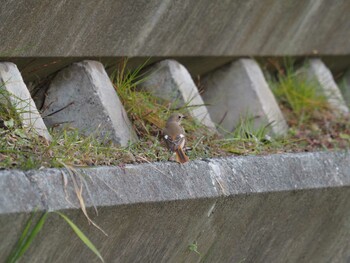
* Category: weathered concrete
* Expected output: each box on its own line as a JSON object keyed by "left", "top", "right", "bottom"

{"left": 202, "top": 59, "right": 288, "bottom": 136}
{"left": 140, "top": 60, "right": 216, "bottom": 130}
{"left": 298, "top": 59, "right": 349, "bottom": 114}
{"left": 1, "top": 1, "right": 350, "bottom": 57}
{"left": 1, "top": 1, "right": 350, "bottom": 83}
{"left": 41, "top": 60, "right": 136, "bottom": 146}
{"left": 1, "top": 151, "right": 350, "bottom": 262}
{"left": 0, "top": 62, "right": 51, "bottom": 140}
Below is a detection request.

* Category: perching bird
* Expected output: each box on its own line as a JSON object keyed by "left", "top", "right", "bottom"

{"left": 163, "top": 113, "right": 189, "bottom": 164}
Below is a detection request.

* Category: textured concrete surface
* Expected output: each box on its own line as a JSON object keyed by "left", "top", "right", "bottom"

{"left": 1, "top": 1, "right": 350, "bottom": 82}
{"left": 41, "top": 60, "right": 136, "bottom": 146}
{"left": 299, "top": 59, "right": 349, "bottom": 114}
{"left": 1, "top": 151, "right": 350, "bottom": 262}
{"left": 140, "top": 60, "right": 216, "bottom": 130}
{"left": 1, "top": 0, "right": 350, "bottom": 57}
{"left": 202, "top": 59, "right": 288, "bottom": 136}
{"left": 0, "top": 62, "right": 51, "bottom": 140}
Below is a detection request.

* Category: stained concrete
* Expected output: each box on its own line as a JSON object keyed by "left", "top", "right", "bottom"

{"left": 41, "top": 60, "right": 136, "bottom": 146}
{"left": 1, "top": 151, "right": 350, "bottom": 262}
{"left": 202, "top": 59, "right": 288, "bottom": 136}
{"left": 0, "top": 62, "right": 51, "bottom": 140}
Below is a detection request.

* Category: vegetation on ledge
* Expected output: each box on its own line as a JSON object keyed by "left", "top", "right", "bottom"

{"left": 0, "top": 60, "right": 349, "bottom": 170}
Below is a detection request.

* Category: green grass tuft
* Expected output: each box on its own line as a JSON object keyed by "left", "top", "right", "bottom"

{"left": 269, "top": 59, "right": 329, "bottom": 125}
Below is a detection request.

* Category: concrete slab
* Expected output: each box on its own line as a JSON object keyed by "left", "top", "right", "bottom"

{"left": 41, "top": 60, "right": 136, "bottom": 146}
{"left": 140, "top": 59, "right": 216, "bottom": 130}
{"left": 202, "top": 59, "right": 288, "bottom": 136}
{"left": 1, "top": 1, "right": 350, "bottom": 57}
{"left": 0, "top": 62, "right": 51, "bottom": 140}
{"left": 1, "top": 151, "right": 350, "bottom": 262}
{"left": 299, "top": 59, "right": 349, "bottom": 114}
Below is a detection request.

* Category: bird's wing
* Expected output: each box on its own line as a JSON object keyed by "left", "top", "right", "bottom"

{"left": 164, "top": 134, "right": 185, "bottom": 151}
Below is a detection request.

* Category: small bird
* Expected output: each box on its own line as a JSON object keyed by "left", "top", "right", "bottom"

{"left": 163, "top": 113, "right": 189, "bottom": 164}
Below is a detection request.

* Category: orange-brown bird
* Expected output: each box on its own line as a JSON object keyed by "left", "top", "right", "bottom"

{"left": 163, "top": 113, "right": 189, "bottom": 164}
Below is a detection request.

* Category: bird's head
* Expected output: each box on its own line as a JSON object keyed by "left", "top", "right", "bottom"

{"left": 167, "top": 113, "right": 186, "bottom": 124}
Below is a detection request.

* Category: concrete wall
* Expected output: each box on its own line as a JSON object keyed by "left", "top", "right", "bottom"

{"left": 1, "top": 1, "right": 350, "bottom": 81}
{"left": 1, "top": 1, "right": 350, "bottom": 261}
{"left": 1, "top": 0, "right": 350, "bottom": 57}
{"left": 1, "top": 151, "right": 350, "bottom": 262}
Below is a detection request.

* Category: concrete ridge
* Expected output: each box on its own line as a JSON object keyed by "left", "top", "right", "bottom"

{"left": 1, "top": 150, "right": 349, "bottom": 214}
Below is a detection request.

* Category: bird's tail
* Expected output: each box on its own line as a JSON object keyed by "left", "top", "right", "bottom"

{"left": 175, "top": 148, "right": 189, "bottom": 163}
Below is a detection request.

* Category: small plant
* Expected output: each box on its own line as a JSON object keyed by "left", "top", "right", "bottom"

{"left": 111, "top": 59, "right": 170, "bottom": 136}
{"left": 188, "top": 241, "right": 201, "bottom": 256}
{"left": 214, "top": 115, "right": 274, "bottom": 155}
{"left": 6, "top": 211, "right": 104, "bottom": 263}
{"left": 268, "top": 58, "right": 350, "bottom": 150}
{"left": 269, "top": 59, "right": 329, "bottom": 125}
{"left": 6, "top": 212, "right": 48, "bottom": 263}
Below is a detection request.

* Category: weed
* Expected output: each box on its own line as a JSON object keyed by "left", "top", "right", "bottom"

{"left": 6, "top": 211, "right": 48, "bottom": 263}
{"left": 269, "top": 59, "right": 329, "bottom": 125}
{"left": 55, "top": 212, "right": 104, "bottom": 263}
{"left": 6, "top": 211, "right": 104, "bottom": 263}
{"left": 214, "top": 115, "right": 272, "bottom": 155}
{"left": 268, "top": 58, "right": 350, "bottom": 150}
{"left": 188, "top": 241, "right": 201, "bottom": 256}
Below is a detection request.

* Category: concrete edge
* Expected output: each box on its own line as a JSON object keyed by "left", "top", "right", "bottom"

{"left": 1, "top": 150, "right": 350, "bottom": 214}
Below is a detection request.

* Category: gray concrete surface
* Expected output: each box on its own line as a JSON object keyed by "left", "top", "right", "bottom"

{"left": 0, "top": 62, "right": 51, "bottom": 140}
{"left": 41, "top": 60, "right": 136, "bottom": 146}
{"left": 1, "top": 151, "right": 350, "bottom": 262}
{"left": 1, "top": 1, "right": 350, "bottom": 82}
{"left": 140, "top": 60, "right": 216, "bottom": 130}
{"left": 202, "top": 59, "right": 288, "bottom": 136}
{"left": 298, "top": 59, "right": 349, "bottom": 114}
{"left": 1, "top": 1, "right": 350, "bottom": 57}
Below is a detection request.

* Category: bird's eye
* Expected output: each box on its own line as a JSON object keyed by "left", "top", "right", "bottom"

{"left": 178, "top": 116, "right": 182, "bottom": 119}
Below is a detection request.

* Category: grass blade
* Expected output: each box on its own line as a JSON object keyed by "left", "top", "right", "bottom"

{"left": 7, "top": 212, "right": 48, "bottom": 263}
{"left": 6, "top": 212, "right": 35, "bottom": 263}
{"left": 55, "top": 212, "right": 105, "bottom": 263}
{"left": 16, "top": 212, "right": 48, "bottom": 260}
